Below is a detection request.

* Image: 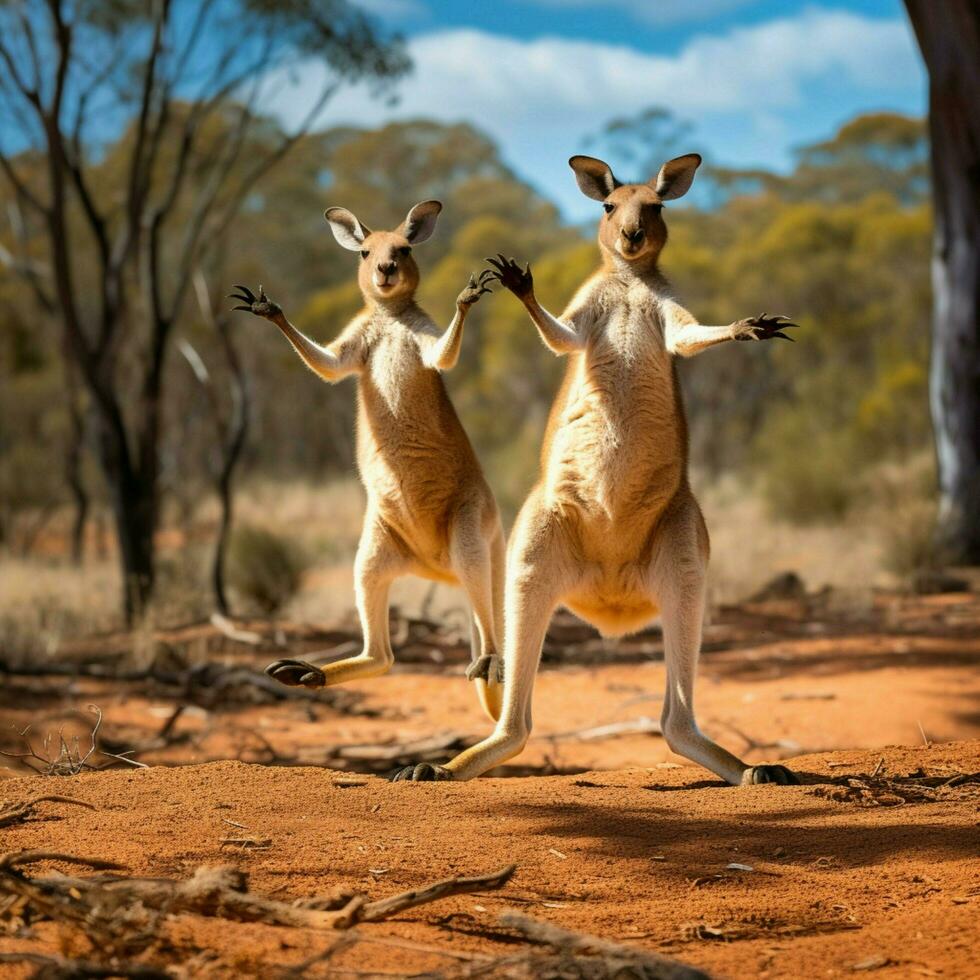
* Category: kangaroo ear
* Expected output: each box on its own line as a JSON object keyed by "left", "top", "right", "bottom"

{"left": 400, "top": 200, "right": 442, "bottom": 245}
{"left": 324, "top": 207, "right": 371, "bottom": 251}
{"left": 653, "top": 153, "right": 702, "bottom": 201}
{"left": 569, "top": 155, "right": 621, "bottom": 202}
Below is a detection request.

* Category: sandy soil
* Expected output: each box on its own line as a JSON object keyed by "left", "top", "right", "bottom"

{"left": 1, "top": 589, "right": 978, "bottom": 977}
{"left": 0, "top": 743, "right": 978, "bottom": 979}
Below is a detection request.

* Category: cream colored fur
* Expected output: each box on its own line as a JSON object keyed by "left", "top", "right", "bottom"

{"left": 235, "top": 202, "right": 505, "bottom": 720}
{"left": 398, "top": 155, "right": 798, "bottom": 784}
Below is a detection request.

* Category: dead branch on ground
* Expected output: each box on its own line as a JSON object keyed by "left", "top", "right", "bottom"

{"left": 541, "top": 717, "right": 662, "bottom": 742}
{"left": 0, "top": 951, "right": 168, "bottom": 979}
{"left": 0, "top": 849, "right": 515, "bottom": 937}
{"left": 492, "top": 912, "right": 711, "bottom": 980}
{"left": 811, "top": 769, "right": 980, "bottom": 807}
{"left": 0, "top": 795, "right": 94, "bottom": 829}
{"left": 0, "top": 706, "right": 145, "bottom": 776}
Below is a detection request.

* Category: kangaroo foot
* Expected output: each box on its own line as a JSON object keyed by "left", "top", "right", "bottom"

{"left": 741, "top": 764, "right": 800, "bottom": 785}
{"left": 389, "top": 763, "right": 453, "bottom": 782}
{"left": 466, "top": 654, "right": 504, "bottom": 684}
{"left": 264, "top": 659, "right": 326, "bottom": 689}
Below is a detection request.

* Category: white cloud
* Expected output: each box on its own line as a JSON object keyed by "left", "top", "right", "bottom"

{"left": 265, "top": 8, "right": 923, "bottom": 217}
{"left": 521, "top": 0, "right": 760, "bottom": 27}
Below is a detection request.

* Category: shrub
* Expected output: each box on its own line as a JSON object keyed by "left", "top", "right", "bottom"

{"left": 227, "top": 524, "right": 310, "bottom": 615}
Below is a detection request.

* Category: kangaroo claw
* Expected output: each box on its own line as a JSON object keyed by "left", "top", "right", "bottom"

{"left": 741, "top": 764, "right": 800, "bottom": 786}
{"left": 264, "top": 659, "right": 326, "bottom": 689}
{"left": 389, "top": 763, "right": 453, "bottom": 782}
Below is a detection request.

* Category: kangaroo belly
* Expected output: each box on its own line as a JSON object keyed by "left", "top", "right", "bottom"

{"left": 545, "top": 353, "right": 684, "bottom": 537}
{"left": 355, "top": 378, "right": 483, "bottom": 574}
{"left": 565, "top": 592, "right": 660, "bottom": 638}
{"left": 540, "top": 304, "right": 687, "bottom": 634}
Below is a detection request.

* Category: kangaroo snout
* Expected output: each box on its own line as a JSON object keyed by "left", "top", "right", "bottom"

{"left": 622, "top": 227, "right": 645, "bottom": 245}
{"left": 376, "top": 261, "right": 398, "bottom": 287}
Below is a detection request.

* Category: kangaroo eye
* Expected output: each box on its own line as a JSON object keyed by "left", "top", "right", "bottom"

{"left": 398, "top": 246, "right": 412, "bottom": 257}
{"left": 602, "top": 202, "right": 615, "bottom": 214}
{"left": 360, "top": 250, "right": 369, "bottom": 259}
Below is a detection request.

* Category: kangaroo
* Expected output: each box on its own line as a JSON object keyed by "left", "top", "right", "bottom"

{"left": 231, "top": 200, "right": 505, "bottom": 720}
{"left": 391, "top": 155, "right": 800, "bottom": 783}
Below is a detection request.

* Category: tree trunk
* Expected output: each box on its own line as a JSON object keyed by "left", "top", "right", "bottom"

{"left": 905, "top": 1, "right": 980, "bottom": 564}
{"left": 110, "top": 473, "right": 157, "bottom": 624}
{"left": 65, "top": 368, "right": 88, "bottom": 565}
{"left": 93, "top": 410, "right": 158, "bottom": 623}
{"left": 211, "top": 321, "right": 250, "bottom": 616}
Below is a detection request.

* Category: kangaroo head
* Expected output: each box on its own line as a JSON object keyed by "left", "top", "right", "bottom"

{"left": 568, "top": 153, "right": 701, "bottom": 267}
{"left": 324, "top": 200, "right": 443, "bottom": 304}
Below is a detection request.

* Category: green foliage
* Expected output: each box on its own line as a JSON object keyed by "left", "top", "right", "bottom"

{"left": 227, "top": 524, "right": 311, "bottom": 615}
{"left": 0, "top": 106, "right": 937, "bottom": 553}
{"left": 255, "top": 111, "right": 933, "bottom": 524}
{"left": 587, "top": 105, "right": 694, "bottom": 180}
{"left": 792, "top": 112, "right": 929, "bottom": 203}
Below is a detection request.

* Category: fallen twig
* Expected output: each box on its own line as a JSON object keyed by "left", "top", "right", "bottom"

{"left": 0, "top": 951, "right": 168, "bottom": 979}
{"left": 0, "top": 850, "right": 516, "bottom": 937}
{"left": 0, "top": 795, "right": 95, "bottom": 829}
{"left": 499, "top": 912, "right": 710, "bottom": 980}
{"left": 541, "top": 717, "right": 662, "bottom": 742}
{"left": 360, "top": 865, "right": 515, "bottom": 922}
{"left": 0, "top": 706, "right": 131, "bottom": 776}
{"left": 209, "top": 611, "right": 262, "bottom": 645}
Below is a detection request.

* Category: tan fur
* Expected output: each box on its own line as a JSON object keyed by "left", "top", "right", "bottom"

{"left": 239, "top": 203, "right": 505, "bottom": 720}
{"left": 411, "top": 155, "right": 799, "bottom": 786}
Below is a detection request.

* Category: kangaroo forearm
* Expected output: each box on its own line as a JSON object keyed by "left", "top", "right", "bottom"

{"left": 524, "top": 296, "right": 583, "bottom": 354}
{"left": 273, "top": 314, "right": 357, "bottom": 382}
{"left": 426, "top": 306, "right": 467, "bottom": 371}
{"left": 665, "top": 322, "right": 734, "bottom": 358}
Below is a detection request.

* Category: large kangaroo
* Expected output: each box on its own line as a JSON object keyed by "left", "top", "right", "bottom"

{"left": 392, "top": 155, "right": 799, "bottom": 783}
{"left": 232, "top": 201, "right": 505, "bottom": 720}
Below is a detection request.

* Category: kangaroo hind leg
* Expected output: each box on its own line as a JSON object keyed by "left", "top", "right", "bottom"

{"left": 266, "top": 516, "right": 407, "bottom": 689}
{"left": 452, "top": 504, "right": 505, "bottom": 721}
{"left": 651, "top": 495, "right": 799, "bottom": 786}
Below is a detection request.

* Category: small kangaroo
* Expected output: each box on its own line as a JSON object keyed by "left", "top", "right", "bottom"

{"left": 392, "top": 154, "right": 799, "bottom": 783}
{"left": 231, "top": 200, "right": 505, "bottom": 720}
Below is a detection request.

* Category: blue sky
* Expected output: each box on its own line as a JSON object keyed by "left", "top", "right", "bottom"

{"left": 270, "top": 0, "right": 926, "bottom": 219}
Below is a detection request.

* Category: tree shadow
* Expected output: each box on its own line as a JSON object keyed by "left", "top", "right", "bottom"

{"left": 478, "top": 792, "right": 979, "bottom": 876}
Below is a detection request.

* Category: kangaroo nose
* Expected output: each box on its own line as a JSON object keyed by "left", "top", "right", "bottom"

{"left": 378, "top": 261, "right": 397, "bottom": 276}
{"left": 623, "top": 227, "right": 645, "bottom": 246}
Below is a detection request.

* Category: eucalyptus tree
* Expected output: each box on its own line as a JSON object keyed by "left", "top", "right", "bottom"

{"left": 0, "top": 0, "right": 408, "bottom": 619}
{"left": 905, "top": 1, "right": 980, "bottom": 563}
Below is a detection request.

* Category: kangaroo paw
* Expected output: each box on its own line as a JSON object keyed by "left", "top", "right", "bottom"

{"left": 264, "top": 659, "right": 326, "bottom": 689}
{"left": 741, "top": 764, "right": 800, "bottom": 786}
{"left": 389, "top": 763, "right": 453, "bottom": 783}
{"left": 465, "top": 654, "right": 504, "bottom": 684}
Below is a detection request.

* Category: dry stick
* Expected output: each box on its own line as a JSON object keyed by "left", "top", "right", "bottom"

{"left": 0, "top": 795, "right": 95, "bottom": 829}
{"left": 0, "top": 952, "right": 168, "bottom": 979}
{"left": 288, "top": 931, "right": 490, "bottom": 977}
{"left": 0, "top": 850, "right": 126, "bottom": 873}
{"left": 209, "top": 611, "right": 262, "bottom": 645}
{"left": 499, "top": 912, "right": 711, "bottom": 980}
{"left": 1, "top": 852, "right": 516, "bottom": 932}
{"left": 541, "top": 717, "right": 662, "bottom": 742}
{"left": 359, "top": 865, "right": 515, "bottom": 922}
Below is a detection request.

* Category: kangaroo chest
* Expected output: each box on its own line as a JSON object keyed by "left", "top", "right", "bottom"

{"left": 355, "top": 324, "right": 473, "bottom": 536}
{"left": 545, "top": 285, "right": 684, "bottom": 529}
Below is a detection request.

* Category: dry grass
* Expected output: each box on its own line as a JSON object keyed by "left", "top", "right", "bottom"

{"left": 0, "top": 471, "right": 929, "bottom": 654}
{"left": 698, "top": 473, "right": 892, "bottom": 604}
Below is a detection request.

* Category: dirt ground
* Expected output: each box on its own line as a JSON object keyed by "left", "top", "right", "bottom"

{"left": 1, "top": 588, "right": 979, "bottom": 977}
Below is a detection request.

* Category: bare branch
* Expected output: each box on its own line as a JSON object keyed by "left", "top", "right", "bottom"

{"left": 1, "top": 198, "right": 55, "bottom": 311}
{"left": 0, "top": 146, "right": 48, "bottom": 216}
{"left": 0, "top": 34, "right": 40, "bottom": 107}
